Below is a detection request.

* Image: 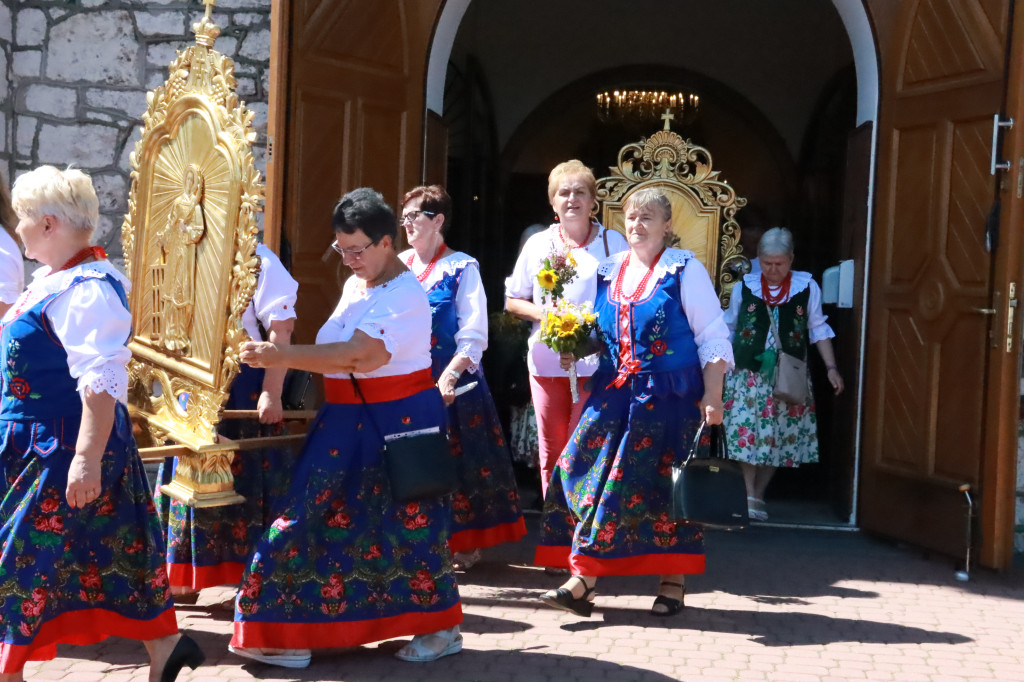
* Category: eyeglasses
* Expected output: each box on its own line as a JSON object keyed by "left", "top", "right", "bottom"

{"left": 331, "top": 239, "right": 378, "bottom": 259}
{"left": 401, "top": 209, "right": 436, "bottom": 224}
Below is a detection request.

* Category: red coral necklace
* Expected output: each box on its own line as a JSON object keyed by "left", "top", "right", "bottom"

{"left": 558, "top": 223, "right": 594, "bottom": 250}
{"left": 613, "top": 249, "right": 664, "bottom": 302}
{"left": 59, "top": 246, "right": 106, "bottom": 271}
{"left": 761, "top": 272, "right": 792, "bottom": 307}
{"left": 405, "top": 242, "right": 446, "bottom": 282}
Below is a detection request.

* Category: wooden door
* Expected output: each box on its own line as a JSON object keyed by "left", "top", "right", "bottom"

{"left": 861, "top": 0, "right": 1015, "bottom": 566}
{"left": 269, "top": 0, "right": 442, "bottom": 344}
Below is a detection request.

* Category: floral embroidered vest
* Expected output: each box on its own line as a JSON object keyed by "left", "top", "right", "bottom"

{"left": 594, "top": 263, "right": 702, "bottom": 399}
{"left": 732, "top": 284, "right": 811, "bottom": 372}
{"left": 424, "top": 263, "right": 465, "bottom": 378}
{"left": 1, "top": 274, "right": 129, "bottom": 420}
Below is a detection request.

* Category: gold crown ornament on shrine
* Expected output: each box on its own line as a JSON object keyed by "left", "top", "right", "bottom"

{"left": 121, "top": 0, "right": 262, "bottom": 505}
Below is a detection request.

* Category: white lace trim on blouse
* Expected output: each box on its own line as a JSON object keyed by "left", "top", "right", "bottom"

{"left": 742, "top": 270, "right": 813, "bottom": 299}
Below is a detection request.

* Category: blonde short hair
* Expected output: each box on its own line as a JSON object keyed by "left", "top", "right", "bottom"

{"left": 11, "top": 165, "right": 99, "bottom": 235}
{"left": 547, "top": 159, "right": 597, "bottom": 204}
{"left": 623, "top": 187, "right": 672, "bottom": 222}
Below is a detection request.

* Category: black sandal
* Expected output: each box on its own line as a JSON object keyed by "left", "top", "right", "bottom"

{"left": 651, "top": 581, "right": 685, "bottom": 617}
{"left": 539, "top": 576, "right": 596, "bottom": 617}
{"left": 160, "top": 633, "right": 205, "bottom": 682}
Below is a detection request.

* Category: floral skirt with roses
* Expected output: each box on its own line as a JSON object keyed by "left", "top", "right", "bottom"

{"left": 722, "top": 368, "right": 819, "bottom": 467}
{"left": 534, "top": 376, "right": 706, "bottom": 577}
{"left": 230, "top": 385, "right": 462, "bottom": 650}
{"left": 440, "top": 367, "right": 526, "bottom": 553}
{"left": 155, "top": 365, "right": 296, "bottom": 591}
{"left": 0, "top": 405, "right": 177, "bottom": 673}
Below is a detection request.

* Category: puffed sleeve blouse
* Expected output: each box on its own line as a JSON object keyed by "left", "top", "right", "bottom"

{"left": 241, "top": 243, "right": 299, "bottom": 340}
{"left": 6, "top": 260, "right": 134, "bottom": 403}
{"left": 316, "top": 271, "right": 433, "bottom": 379}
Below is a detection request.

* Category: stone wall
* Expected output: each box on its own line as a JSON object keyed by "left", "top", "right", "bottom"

{"left": 0, "top": 0, "right": 272, "bottom": 264}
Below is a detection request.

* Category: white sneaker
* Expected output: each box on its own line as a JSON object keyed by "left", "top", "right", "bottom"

{"left": 228, "top": 645, "right": 312, "bottom": 668}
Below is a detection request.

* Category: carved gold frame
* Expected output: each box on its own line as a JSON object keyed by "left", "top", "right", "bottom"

{"left": 122, "top": 2, "right": 261, "bottom": 506}
{"left": 596, "top": 127, "right": 748, "bottom": 307}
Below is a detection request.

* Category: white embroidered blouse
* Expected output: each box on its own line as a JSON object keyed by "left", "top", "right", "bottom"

{"left": 241, "top": 243, "right": 298, "bottom": 341}
{"left": 724, "top": 270, "right": 836, "bottom": 348}
{"left": 2, "top": 260, "right": 132, "bottom": 403}
{"left": 316, "top": 271, "right": 433, "bottom": 379}
{"left": 504, "top": 223, "right": 629, "bottom": 377}
{"left": 398, "top": 249, "right": 487, "bottom": 369}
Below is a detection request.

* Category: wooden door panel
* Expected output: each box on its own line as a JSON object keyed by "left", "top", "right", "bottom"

{"left": 862, "top": 0, "right": 1010, "bottom": 560}
{"left": 271, "top": 0, "right": 442, "bottom": 343}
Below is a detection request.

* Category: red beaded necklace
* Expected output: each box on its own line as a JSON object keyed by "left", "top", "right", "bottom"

{"left": 761, "top": 271, "right": 792, "bottom": 307}
{"left": 59, "top": 245, "right": 106, "bottom": 271}
{"left": 558, "top": 223, "right": 594, "bottom": 250}
{"left": 613, "top": 248, "right": 665, "bottom": 302}
{"left": 405, "top": 242, "right": 446, "bottom": 282}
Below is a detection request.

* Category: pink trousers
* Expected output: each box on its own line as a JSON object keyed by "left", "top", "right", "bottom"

{"left": 529, "top": 374, "right": 592, "bottom": 499}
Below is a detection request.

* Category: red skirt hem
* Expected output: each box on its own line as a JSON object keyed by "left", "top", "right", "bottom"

{"left": 534, "top": 545, "right": 705, "bottom": 576}
{"left": 449, "top": 517, "right": 527, "bottom": 553}
{"left": 167, "top": 560, "right": 245, "bottom": 591}
{"left": 0, "top": 607, "right": 178, "bottom": 673}
{"left": 230, "top": 602, "right": 463, "bottom": 650}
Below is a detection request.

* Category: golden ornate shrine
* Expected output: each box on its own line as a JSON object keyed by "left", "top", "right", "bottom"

{"left": 122, "top": 0, "right": 276, "bottom": 507}
{"left": 596, "top": 115, "right": 748, "bottom": 307}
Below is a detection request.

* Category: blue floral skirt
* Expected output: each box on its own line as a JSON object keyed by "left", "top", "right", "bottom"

{"left": 534, "top": 378, "right": 706, "bottom": 576}
{"left": 0, "top": 404, "right": 176, "bottom": 672}
{"left": 156, "top": 365, "right": 296, "bottom": 590}
{"left": 439, "top": 367, "right": 525, "bottom": 553}
{"left": 230, "top": 374, "right": 462, "bottom": 650}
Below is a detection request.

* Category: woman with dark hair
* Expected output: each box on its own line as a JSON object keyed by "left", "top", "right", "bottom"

{"left": 399, "top": 185, "right": 525, "bottom": 571}
{"left": 228, "top": 187, "right": 463, "bottom": 669}
{"left": 0, "top": 171, "right": 23, "bottom": 318}
{"left": 1, "top": 166, "right": 202, "bottom": 681}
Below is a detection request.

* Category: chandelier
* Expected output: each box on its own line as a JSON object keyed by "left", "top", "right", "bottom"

{"left": 595, "top": 90, "right": 700, "bottom": 127}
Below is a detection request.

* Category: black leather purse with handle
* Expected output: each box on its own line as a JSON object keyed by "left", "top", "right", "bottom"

{"left": 671, "top": 421, "right": 749, "bottom": 529}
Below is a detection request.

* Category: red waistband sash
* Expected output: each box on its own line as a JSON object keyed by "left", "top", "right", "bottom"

{"left": 324, "top": 369, "right": 434, "bottom": 404}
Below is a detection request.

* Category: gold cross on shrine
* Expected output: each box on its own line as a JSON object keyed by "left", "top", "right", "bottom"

{"left": 661, "top": 108, "right": 674, "bottom": 131}
{"left": 202, "top": 0, "right": 217, "bottom": 21}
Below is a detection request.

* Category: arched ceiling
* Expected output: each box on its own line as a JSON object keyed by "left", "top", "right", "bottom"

{"left": 442, "top": 0, "right": 856, "bottom": 155}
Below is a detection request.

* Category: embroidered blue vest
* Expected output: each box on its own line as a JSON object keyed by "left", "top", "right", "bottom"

{"left": 1, "top": 273, "right": 129, "bottom": 421}
{"left": 594, "top": 260, "right": 703, "bottom": 400}
{"left": 425, "top": 263, "right": 465, "bottom": 379}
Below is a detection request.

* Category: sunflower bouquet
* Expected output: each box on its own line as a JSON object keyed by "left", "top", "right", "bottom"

{"left": 539, "top": 301, "right": 598, "bottom": 402}
{"left": 536, "top": 247, "right": 578, "bottom": 304}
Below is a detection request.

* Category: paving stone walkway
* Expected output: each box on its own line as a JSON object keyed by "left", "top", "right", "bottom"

{"left": 23, "top": 520, "right": 1024, "bottom": 681}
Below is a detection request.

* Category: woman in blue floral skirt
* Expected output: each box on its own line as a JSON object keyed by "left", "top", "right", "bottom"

{"left": 228, "top": 188, "right": 462, "bottom": 669}
{"left": 0, "top": 166, "right": 202, "bottom": 680}
{"left": 399, "top": 185, "right": 525, "bottom": 571}
{"left": 534, "top": 188, "right": 732, "bottom": 617}
{"left": 156, "top": 242, "right": 297, "bottom": 599}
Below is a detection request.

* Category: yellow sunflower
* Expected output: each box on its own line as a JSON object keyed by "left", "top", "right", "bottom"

{"left": 537, "top": 269, "right": 559, "bottom": 290}
{"left": 557, "top": 314, "right": 580, "bottom": 338}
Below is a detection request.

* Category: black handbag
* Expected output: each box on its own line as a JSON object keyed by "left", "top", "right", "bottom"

{"left": 671, "top": 421, "right": 749, "bottom": 529}
{"left": 349, "top": 374, "right": 457, "bottom": 502}
{"left": 255, "top": 316, "right": 313, "bottom": 410}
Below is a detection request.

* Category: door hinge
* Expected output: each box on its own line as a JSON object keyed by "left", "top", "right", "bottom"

{"left": 1007, "top": 282, "right": 1017, "bottom": 353}
{"left": 267, "top": 135, "right": 274, "bottom": 161}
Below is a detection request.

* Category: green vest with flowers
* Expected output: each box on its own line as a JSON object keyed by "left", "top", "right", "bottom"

{"left": 732, "top": 284, "right": 811, "bottom": 372}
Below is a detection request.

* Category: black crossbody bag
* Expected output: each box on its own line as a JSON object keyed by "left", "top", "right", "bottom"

{"left": 349, "top": 374, "right": 456, "bottom": 502}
